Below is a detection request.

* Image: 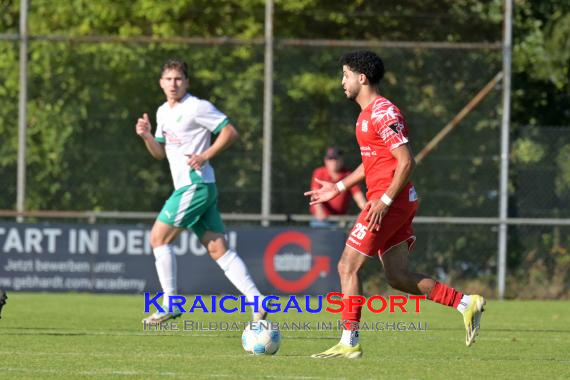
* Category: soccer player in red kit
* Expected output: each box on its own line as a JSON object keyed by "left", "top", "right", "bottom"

{"left": 305, "top": 51, "right": 486, "bottom": 359}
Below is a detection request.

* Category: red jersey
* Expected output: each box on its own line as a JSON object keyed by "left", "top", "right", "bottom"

{"left": 310, "top": 167, "right": 362, "bottom": 216}
{"left": 355, "top": 96, "right": 412, "bottom": 199}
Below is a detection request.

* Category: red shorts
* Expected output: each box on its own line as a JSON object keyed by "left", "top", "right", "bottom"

{"left": 346, "top": 188, "right": 418, "bottom": 257}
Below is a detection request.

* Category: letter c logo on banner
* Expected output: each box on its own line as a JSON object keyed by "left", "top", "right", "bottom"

{"left": 263, "top": 231, "right": 330, "bottom": 293}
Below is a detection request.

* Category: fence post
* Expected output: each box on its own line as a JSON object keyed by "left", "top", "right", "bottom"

{"left": 261, "top": 0, "right": 274, "bottom": 226}
{"left": 498, "top": 0, "right": 513, "bottom": 300}
{"left": 17, "top": 0, "right": 29, "bottom": 221}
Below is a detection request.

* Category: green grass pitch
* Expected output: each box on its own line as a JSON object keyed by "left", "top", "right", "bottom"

{"left": 1, "top": 293, "right": 569, "bottom": 379}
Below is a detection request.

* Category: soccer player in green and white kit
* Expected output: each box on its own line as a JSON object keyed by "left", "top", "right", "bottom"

{"left": 136, "top": 59, "right": 267, "bottom": 323}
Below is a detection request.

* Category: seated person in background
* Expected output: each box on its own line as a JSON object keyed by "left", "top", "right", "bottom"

{"left": 309, "top": 147, "right": 366, "bottom": 227}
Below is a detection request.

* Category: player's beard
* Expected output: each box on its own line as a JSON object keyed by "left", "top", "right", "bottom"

{"left": 346, "top": 87, "right": 359, "bottom": 101}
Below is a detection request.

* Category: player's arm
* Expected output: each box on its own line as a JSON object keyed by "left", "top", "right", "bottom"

{"left": 383, "top": 143, "right": 415, "bottom": 201}
{"left": 203, "top": 123, "right": 239, "bottom": 160}
{"left": 365, "top": 144, "right": 415, "bottom": 231}
{"left": 337, "top": 164, "right": 365, "bottom": 191}
{"left": 136, "top": 113, "right": 166, "bottom": 160}
{"left": 305, "top": 164, "right": 365, "bottom": 206}
{"left": 187, "top": 124, "right": 239, "bottom": 170}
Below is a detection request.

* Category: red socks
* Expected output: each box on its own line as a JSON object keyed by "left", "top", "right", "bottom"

{"left": 427, "top": 281, "right": 463, "bottom": 308}
{"left": 341, "top": 298, "right": 362, "bottom": 330}
{"left": 339, "top": 282, "right": 461, "bottom": 328}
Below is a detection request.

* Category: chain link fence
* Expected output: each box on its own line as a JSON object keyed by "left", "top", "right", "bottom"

{"left": 511, "top": 126, "right": 570, "bottom": 218}
{"left": 0, "top": 2, "right": 568, "bottom": 298}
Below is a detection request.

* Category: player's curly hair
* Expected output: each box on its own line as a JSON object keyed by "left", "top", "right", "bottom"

{"left": 340, "top": 51, "right": 385, "bottom": 85}
{"left": 161, "top": 58, "right": 189, "bottom": 79}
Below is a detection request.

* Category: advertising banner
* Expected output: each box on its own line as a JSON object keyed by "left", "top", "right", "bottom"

{"left": 0, "top": 223, "right": 345, "bottom": 295}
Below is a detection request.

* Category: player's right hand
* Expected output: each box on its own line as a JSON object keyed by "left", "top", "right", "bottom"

{"left": 304, "top": 178, "right": 339, "bottom": 205}
{"left": 364, "top": 198, "right": 389, "bottom": 231}
{"left": 136, "top": 113, "right": 152, "bottom": 138}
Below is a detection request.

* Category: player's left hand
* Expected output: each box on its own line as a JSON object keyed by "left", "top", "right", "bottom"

{"left": 186, "top": 154, "right": 206, "bottom": 170}
{"left": 365, "top": 199, "right": 390, "bottom": 232}
{"left": 304, "top": 178, "right": 339, "bottom": 205}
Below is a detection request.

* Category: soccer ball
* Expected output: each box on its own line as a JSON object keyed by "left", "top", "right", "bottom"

{"left": 241, "top": 321, "right": 282, "bottom": 355}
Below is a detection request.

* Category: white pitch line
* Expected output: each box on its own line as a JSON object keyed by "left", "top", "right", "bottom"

{"left": 4, "top": 367, "right": 337, "bottom": 379}
{"left": 4, "top": 368, "right": 178, "bottom": 376}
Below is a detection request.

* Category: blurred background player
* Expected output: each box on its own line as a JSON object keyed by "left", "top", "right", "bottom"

{"left": 0, "top": 289, "right": 6, "bottom": 319}
{"left": 305, "top": 50, "right": 486, "bottom": 358}
{"left": 136, "top": 59, "right": 267, "bottom": 323}
{"left": 309, "top": 147, "right": 366, "bottom": 228}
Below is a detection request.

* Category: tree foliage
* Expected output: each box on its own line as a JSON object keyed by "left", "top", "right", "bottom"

{"left": 0, "top": 0, "right": 567, "bottom": 216}
{"left": 0, "top": 0, "right": 568, "bottom": 297}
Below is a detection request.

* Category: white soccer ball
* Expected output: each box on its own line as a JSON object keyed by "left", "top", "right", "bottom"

{"left": 241, "top": 320, "right": 282, "bottom": 355}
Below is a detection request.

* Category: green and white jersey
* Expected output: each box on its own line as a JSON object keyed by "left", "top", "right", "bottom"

{"left": 155, "top": 93, "right": 230, "bottom": 190}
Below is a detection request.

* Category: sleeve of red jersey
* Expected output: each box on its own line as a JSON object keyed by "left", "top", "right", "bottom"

{"left": 371, "top": 104, "right": 409, "bottom": 151}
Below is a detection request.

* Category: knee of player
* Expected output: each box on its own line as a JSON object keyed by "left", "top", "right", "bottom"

{"left": 201, "top": 234, "right": 228, "bottom": 259}
{"left": 150, "top": 233, "right": 168, "bottom": 249}
{"left": 207, "top": 246, "right": 227, "bottom": 261}
{"left": 337, "top": 259, "right": 359, "bottom": 278}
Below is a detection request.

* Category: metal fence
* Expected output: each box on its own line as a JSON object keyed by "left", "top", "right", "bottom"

{"left": 0, "top": 0, "right": 568, "bottom": 299}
